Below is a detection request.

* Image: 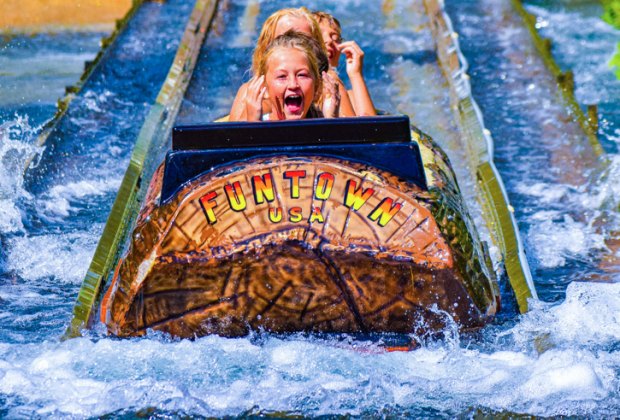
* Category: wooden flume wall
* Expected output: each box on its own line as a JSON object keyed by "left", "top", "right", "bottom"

{"left": 66, "top": 0, "right": 220, "bottom": 338}
{"left": 423, "top": 0, "right": 538, "bottom": 312}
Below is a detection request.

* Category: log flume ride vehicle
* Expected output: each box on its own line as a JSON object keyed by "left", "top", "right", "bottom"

{"left": 60, "top": 0, "right": 537, "bottom": 343}
{"left": 98, "top": 116, "right": 501, "bottom": 338}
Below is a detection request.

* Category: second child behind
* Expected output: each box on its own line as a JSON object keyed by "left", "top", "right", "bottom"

{"left": 313, "top": 11, "right": 377, "bottom": 116}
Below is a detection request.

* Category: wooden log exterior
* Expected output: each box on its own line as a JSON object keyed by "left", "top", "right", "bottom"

{"left": 100, "top": 143, "right": 500, "bottom": 338}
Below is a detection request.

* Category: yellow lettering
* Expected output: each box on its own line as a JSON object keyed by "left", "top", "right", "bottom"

{"left": 368, "top": 198, "right": 402, "bottom": 227}
{"left": 224, "top": 181, "right": 247, "bottom": 212}
{"left": 314, "top": 172, "right": 335, "bottom": 200}
{"left": 284, "top": 170, "right": 306, "bottom": 199}
{"left": 268, "top": 207, "right": 283, "bottom": 223}
{"left": 289, "top": 206, "right": 303, "bottom": 223}
{"left": 309, "top": 206, "right": 325, "bottom": 223}
{"left": 252, "top": 173, "right": 275, "bottom": 204}
{"left": 344, "top": 180, "right": 374, "bottom": 211}
{"left": 199, "top": 191, "right": 218, "bottom": 224}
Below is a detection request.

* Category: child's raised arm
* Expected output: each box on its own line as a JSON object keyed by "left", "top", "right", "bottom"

{"left": 339, "top": 40, "right": 376, "bottom": 116}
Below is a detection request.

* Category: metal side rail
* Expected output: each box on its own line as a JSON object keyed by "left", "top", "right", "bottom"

{"left": 65, "top": 0, "right": 219, "bottom": 338}
{"left": 424, "top": 0, "right": 538, "bottom": 313}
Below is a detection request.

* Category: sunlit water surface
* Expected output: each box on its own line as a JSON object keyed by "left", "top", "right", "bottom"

{"left": 1, "top": 0, "right": 620, "bottom": 417}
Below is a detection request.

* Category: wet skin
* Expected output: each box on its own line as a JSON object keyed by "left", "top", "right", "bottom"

{"left": 245, "top": 47, "right": 316, "bottom": 121}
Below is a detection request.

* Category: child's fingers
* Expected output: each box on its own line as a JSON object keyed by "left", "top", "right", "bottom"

{"left": 248, "top": 76, "right": 265, "bottom": 98}
{"left": 339, "top": 42, "right": 364, "bottom": 63}
{"left": 249, "top": 75, "right": 264, "bottom": 89}
{"left": 338, "top": 41, "right": 363, "bottom": 53}
{"left": 246, "top": 77, "right": 257, "bottom": 94}
{"left": 258, "top": 75, "right": 266, "bottom": 88}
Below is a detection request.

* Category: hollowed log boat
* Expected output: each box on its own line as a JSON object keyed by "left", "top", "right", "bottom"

{"left": 99, "top": 115, "right": 500, "bottom": 338}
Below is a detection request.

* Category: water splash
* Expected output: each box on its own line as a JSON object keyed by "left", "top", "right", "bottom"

{"left": 515, "top": 154, "right": 620, "bottom": 271}
{"left": 36, "top": 178, "right": 122, "bottom": 221}
{"left": 0, "top": 116, "right": 44, "bottom": 234}
{"left": 1, "top": 311, "right": 618, "bottom": 418}
{"left": 5, "top": 229, "right": 101, "bottom": 284}
{"left": 526, "top": 213, "right": 607, "bottom": 269}
{"left": 501, "top": 281, "right": 620, "bottom": 351}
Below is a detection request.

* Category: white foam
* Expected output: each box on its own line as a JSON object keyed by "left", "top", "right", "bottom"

{"left": 586, "top": 155, "right": 620, "bottom": 210}
{"left": 0, "top": 116, "right": 43, "bottom": 233}
{"left": 37, "top": 178, "right": 121, "bottom": 219}
{"left": 0, "top": 369, "right": 34, "bottom": 394}
{"left": 504, "top": 282, "right": 620, "bottom": 353}
{"left": 516, "top": 158, "right": 620, "bottom": 270}
{"left": 0, "top": 321, "right": 616, "bottom": 418}
{"left": 547, "top": 282, "right": 620, "bottom": 345}
{"left": 527, "top": 214, "right": 606, "bottom": 268}
{"left": 0, "top": 202, "right": 23, "bottom": 234}
{"left": 520, "top": 357, "right": 603, "bottom": 400}
{"left": 80, "top": 89, "right": 114, "bottom": 113}
{"left": 6, "top": 228, "right": 101, "bottom": 283}
{"left": 515, "top": 181, "right": 571, "bottom": 204}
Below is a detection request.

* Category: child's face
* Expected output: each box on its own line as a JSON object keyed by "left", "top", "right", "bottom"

{"left": 265, "top": 47, "right": 316, "bottom": 120}
{"left": 319, "top": 20, "right": 341, "bottom": 68}
{"left": 275, "top": 16, "right": 312, "bottom": 37}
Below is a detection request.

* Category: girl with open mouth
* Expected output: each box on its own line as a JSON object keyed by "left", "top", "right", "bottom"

{"left": 243, "top": 30, "right": 340, "bottom": 121}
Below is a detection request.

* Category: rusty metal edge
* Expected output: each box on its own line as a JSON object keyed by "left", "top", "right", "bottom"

{"left": 423, "top": 0, "right": 538, "bottom": 313}
{"left": 64, "top": 0, "right": 219, "bottom": 339}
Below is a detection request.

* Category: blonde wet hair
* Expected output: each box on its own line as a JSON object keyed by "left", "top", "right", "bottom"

{"left": 257, "top": 30, "right": 324, "bottom": 101}
{"left": 251, "top": 7, "right": 325, "bottom": 76}
{"left": 312, "top": 10, "right": 342, "bottom": 41}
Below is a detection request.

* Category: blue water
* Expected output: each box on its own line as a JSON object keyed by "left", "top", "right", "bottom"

{"left": 525, "top": 0, "right": 620, "bottom": 149}
{"left": 0, "top": 32, "right": 108, "bottom": 128}
{"left": 447, "top": 0, "right": 620, "bottom": 301}
{"left": 1, "top": 0, "right": 620, "bottom": 417}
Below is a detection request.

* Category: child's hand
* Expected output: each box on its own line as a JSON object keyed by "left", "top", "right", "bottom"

{"left": 322, "top": 71, "right": 340, "bottom": 118}
{"left": 338, "top": 41, "right": 365, "bottom": 79}
{"left": 245, "top": 75, "right": 266, "bottom": 121}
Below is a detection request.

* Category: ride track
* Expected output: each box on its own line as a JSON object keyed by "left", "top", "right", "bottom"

{"left": 24, "top": 0, "right": 604, "bottom": 339}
